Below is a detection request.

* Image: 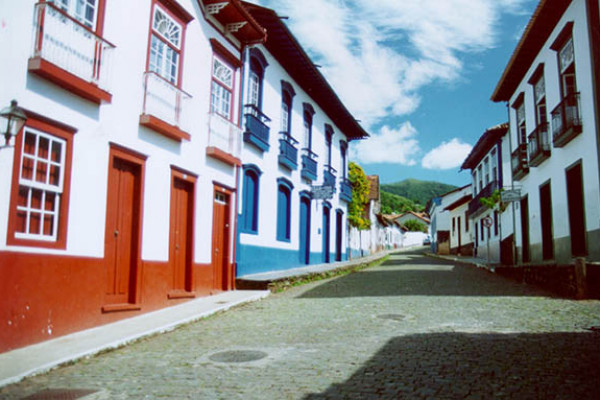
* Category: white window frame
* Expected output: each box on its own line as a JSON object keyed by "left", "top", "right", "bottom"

{"left": 15, "top": 128, "right": 66, "bottom": 241}
{"left": 149, "top": 4, "right": 182, "bottom": 85}
{"left": 51, "top": 0, "right": 99, "bottom": 30}
{"left": 211, "top": 56, "right": 234, "bottom": 120}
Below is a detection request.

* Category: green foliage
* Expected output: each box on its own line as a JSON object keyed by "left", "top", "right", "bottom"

{"left": 480, "top": 189, "right": 507, "bottom": 212}
{"left": 348, "top": 162, "right": 371, "bottom": 230}
{"left": 403, "top": 219, "right": 428, "bottom": 232}
{"left": 380, "top": 191, "right": 419, "bottom": 214}
{"left": 381, "top": 178, "right": 457, "bottom": 208}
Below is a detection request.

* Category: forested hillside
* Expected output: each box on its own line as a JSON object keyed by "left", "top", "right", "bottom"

{"left": 380, "top": 179, "right": 458, "bottom": 211}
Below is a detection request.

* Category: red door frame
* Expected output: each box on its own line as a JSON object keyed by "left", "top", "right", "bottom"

{"left": 211, "top": 183, "right": 235, "bottom": 291}
{"left": 168, "top": 167, "right": 196, "bottom": 298}
{"left": 102, "top": 144, "right": 146, "bottom": 312}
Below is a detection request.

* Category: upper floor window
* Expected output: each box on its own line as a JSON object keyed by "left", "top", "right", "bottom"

{"left": 515, "top": 99, "right": 526, "bottom": 145}
{"left": 50, "top": 0, "right": 99, "bottom": 30}
{"left": 248, "top": 49, "right": 268, "bottom": 111}
{"left": 477, "top": 164, "right": 483, "bottom": 191}
{"left": 340, "top": 140, "right": 348, "bottom": 178}
{"left": 491, "top": 148, "right": 498, "bottom": 182}
{"left": 241, "top": 165, "right": 261, "bottom": 234}
{"left": 325, "top": 124, "right": 334, "bottom": 167}
{"left": 7, "top": 115, "right": 76, "bottom": 249}
{"left": 472, "top": 170, "right": 478, "bottom": 194}
{"left": 558, "top": 37, "right": 577, "bottom": 97}
{"left": 484, "top": 157, "right": 490, "bottom": 186}
{"left": 148, "top": 4, "right": 183, "bottom": 85}
{"left": 280, "top": 81, "right": 296, "bottom": 136}
{"left": 302, "top": 103, "right": 315, "bottom": 151}
{"left": 533, "top": 74, "right": 547, "bottom": 125}
{"left": 211, "top": 56, "right": 234, "bottom": 119}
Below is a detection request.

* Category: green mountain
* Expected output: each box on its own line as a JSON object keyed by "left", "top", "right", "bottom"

{"left": 381, "top": 179, "right": 458, "bottom": 209}
{"left": 380, "top": 191, "right": 419, "bottom": 214}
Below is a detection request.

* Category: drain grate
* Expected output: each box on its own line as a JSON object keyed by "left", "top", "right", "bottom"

{"left": 209, "top": 350, "right": 267, "bottom": 363}
{"left": 378, "top": 314, "right": 406, "bottom": 321}
{"left": 23, "top": 389, "right": 97, "bottom": 400}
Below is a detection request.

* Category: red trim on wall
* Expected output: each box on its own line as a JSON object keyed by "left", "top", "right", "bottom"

{"left": 209, "top": 38, "right": 242, "bottom": 68}
{"left": 139, "top": 114, "right": 191, "bottom": 141}
{"left": 206, "top": 146, "right": 242, "bottom": 166}
{"left": 28, "top": 57, "right": 112, "bottom": 104}
{"left": 6, "top": 116, "right": 76, "bottom": 249}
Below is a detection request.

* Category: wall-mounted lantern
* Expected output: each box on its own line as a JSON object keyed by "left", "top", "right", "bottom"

{"left": 0, "top": 100, "right": 27, "bottom": 146}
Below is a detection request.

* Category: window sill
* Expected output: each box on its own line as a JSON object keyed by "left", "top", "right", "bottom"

{"left": 28, "top": 57, "right": 112, "bottom": 104}
{"left": 206, "top": 146, "right": 241, "bottom": 166}
{"left": 139, "top": 114, "right": 191, "bottom": 142}
{"left": 101, "top": 303, "right": 142, "bottom": 313}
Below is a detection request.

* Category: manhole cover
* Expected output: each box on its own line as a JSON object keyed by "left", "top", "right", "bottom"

{"left": 23, "top": 389, "right": 97, "bottom": 400}
{"left": 209, "top": 350, "right": 267, "bottom": 363}
{"left": 378, "top": 314, "right": 406, "bottom": 321}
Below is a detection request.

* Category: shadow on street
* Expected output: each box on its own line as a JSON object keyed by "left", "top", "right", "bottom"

{"left": 298, "top": 250, "right": 554, "bottom": 298}
{"left": 304, "top": 332, "right": 600, "bottom": 399}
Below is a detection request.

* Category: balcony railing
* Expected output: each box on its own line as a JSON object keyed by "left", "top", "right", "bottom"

{"left": 207, "top": 112, "right": 242, "bottom": 165}
{"left": 301, "top": 148, "right": 318, "bottom": 181}
{"left": 243, "top": 104, "right": 270, "bottom": 152}
{"left": 511, "top": 143, "right": 529, "bottom": 181}
{"left": 278, "top": 132, "right": 298, "bottom": 170}
{"left": 30, "top": 2, "right": 114, "bottom": 102}
{"left": 140, "top": 72, "right": 191, "bottom": 140}
{"left": 551, "top": 92, "right": 582, "bottom": 147}
{"left": 340, "top": 178, "right": 352, "bottom": 202}
{"left": 324, "top": 164, "right": 337, "bottom": 186}
{"left": 468, "top": 180, "right": 499, "bottom": 217}
{"left": 527, "top": 122, "right": 550, "bottom": 167}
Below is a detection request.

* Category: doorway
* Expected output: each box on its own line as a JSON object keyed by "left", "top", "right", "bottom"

{"left": 322, "top": 204, "right": 330, "bottom": 263}
{"left": 335, "top": 210, "right": 343, "bottom": 262}
{"left": 299, "top": 195, "right": 311, "bottom": 265}
{"left": 520, "top": 196, "right": 530, "bottom": 263}
{"left": 212, "top": 186, "right": 232, "bottom": 291}
{"left": 566, "top": 162, "right": 587, "bottom": 256}
{"left": 169, "top": 172, "right": 195, "bottom": 296}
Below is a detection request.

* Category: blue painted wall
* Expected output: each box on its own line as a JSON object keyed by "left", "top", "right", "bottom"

{"left": 236, "top": 243, "right": 347, "bottom": 276}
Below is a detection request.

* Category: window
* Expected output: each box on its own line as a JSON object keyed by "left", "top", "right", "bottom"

{"left": 516, "top": 101, "right": 526, "bottom": 145}
{"left": 248, "top": 49, "right": 268, "bottom": 111}
{"left": 8, "top": 116, "right": 75, "bottom": 249}
{"left": 452, "top": 217, "right": 456, "bottom": 234}
{"left": 477, "top": 165, "right": 483, "bottom": 191}
{"left": 340, "top": 141, "right": 348, "bottom": 179}
{"left": 276, "top": 178, "right": 294, "bottom": 242}
{"left": 473, "top": 170, "right": 478, "bottom": 194}
{"left": 533, "top": 74, "right": 547, "bottom": 125}
{"left": 302, "top": 103, "right": 316, "bottom": 152}
{"left": 325, "top": 125, "right": 333, "bottom": 167}
{"left": 241, "top": 165, "right": 261, "bottom": 234}
{"left": 484, "top": 157, "right": 490, "bottom": 186}
{"left": 465, "top": 211, "right": 469, "bottom": 232}
{"left": 148, "top": 4, "right": 183, "bottom": 85}
{"left": 50, "top": 0, "right": 99, "bottom": 30}
{"left": 558, "top": 37, "right": 577, "bottom": 98}
{"left": 280, "top": 81, "right": 296, "bottom": 136}
{"left": 491, "top": 149, "right": 498, "bottom": 182}
{"left": 211, "top": 57, "right": 234, "bottom": 119}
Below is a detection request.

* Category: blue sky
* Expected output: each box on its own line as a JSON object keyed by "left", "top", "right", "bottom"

{"left": 250, "top": 0, "right": 537, "bottom": 186}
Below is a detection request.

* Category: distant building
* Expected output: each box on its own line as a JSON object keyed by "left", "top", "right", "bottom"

{"left": 444, "top": 185, "right": 473, "bottom": 256}
{"left": 428, "top": 185, "right": 471, "bottom": 255}
{"left": 461, "top": 124, "right": 515, "bottom": 263}
{"left": 491, "top": 0, "right": 600, "bottom": 264}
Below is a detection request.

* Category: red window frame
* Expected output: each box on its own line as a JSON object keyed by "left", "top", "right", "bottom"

{"left": 7, "top": 114, "right": 76, "bottom": 249}
{"left": 145, "top": 0, "right": 193, "bottom": 88}
{"left": 209, "top": 39, "right": 241, "bottom": 123}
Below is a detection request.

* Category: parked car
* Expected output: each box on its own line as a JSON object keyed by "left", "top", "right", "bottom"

{"left": 423, "top": 236, "right": 431, "bottom": 245}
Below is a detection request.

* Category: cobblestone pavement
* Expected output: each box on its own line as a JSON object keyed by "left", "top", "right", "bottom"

{"left": 2, "top": 250, "right": 600, "bottom": 399}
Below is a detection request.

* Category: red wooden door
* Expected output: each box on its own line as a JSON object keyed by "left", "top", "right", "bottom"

{"left": 105, "top": 157, "right": 140, "bottom": 305}
{"left": 212, "top": 189, "right": 231, "bottom": 291}
{"left": 170, "top": 177, "right": 193, "bottom": 293}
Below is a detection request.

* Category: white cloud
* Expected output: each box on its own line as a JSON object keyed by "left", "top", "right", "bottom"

{"left": 349, "top": 122, "right": 420, "bottom": 165}
{"left": 250, "top": 0, "right": 532, "bottom": 128}
{"left": 421, "top": 138, "right": 473, "bottom": 170}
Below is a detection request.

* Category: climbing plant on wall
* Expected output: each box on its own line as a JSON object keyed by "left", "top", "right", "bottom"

{"left": 348, "top": 161, "right": 371, "bottom": 230}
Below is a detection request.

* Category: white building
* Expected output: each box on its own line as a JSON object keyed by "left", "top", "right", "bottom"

{"left": 491, "top": 0, "right": 600, "bottom": 265}
{"left": 461, "top": 124, "right": 516, "bottom": 263}
{"left": 428, "top": 184, "right": 471, "bottom": 255}
{"left": 235, "top": 3, "right": 368, "bottom": 276}
{"left": 444, "top": 185, "right": 473, "bottom": 256}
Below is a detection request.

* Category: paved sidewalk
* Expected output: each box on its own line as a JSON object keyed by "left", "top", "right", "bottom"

{"left": 0, "top": 290, "right": 269, "bottom": 388}
{"left": 236, "top": 247, "right": 422, "bottom": 289}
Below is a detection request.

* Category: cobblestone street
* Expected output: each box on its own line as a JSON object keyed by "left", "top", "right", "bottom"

{"left": 2, "top": 250, "right": 600, "bottom": 399}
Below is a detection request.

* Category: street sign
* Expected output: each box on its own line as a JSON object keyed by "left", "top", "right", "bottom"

{"left": 501, "top": 189, "right": 521, "bottom": 202}
{"left": 312, "top": 185, "right": 335, "bottom": 200}
{"left": 482, "top": 216, "right": 493, "bottom": 228}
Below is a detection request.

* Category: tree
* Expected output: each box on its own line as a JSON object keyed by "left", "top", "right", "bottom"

{"left": 347, "top": 162, "right": 370, "bottom": 230}
{"left": 403, "top": 219, "right": 428, "bottom": 232}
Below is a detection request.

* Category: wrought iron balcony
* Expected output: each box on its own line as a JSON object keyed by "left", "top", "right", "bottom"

{"left": 243, "top": 104, "right": 270, "bottom": 152}
{"left": 207, "top": 111, "right": 242, "bottom": 166}
{"left": 468, "top": 180, "right": 499, "bottom": 218}
{"left": 278, "top": 132, "right": 298, "bottom": 170}
{"left": 551, "top": 92, "right": 582, "bottom": 147}
{"left": 29, "top": 2, "right": 115, "bottom": 103}
{"left": 301, "top": 148, "right": 318, "bottom": 181}
{"left": 511, "top": 143, "right": 529, "bottom": 181}
{"left": 340, "top": 178, "right": 352, "bottom": 202}
{"left": 140, "top": 72, "right": 191, "bottom": 141}
{"left": 323, "top": 164, "right": 337, "bottom": 187}
{"left": 527, "top": 122, "right": 550, "bottom": 167}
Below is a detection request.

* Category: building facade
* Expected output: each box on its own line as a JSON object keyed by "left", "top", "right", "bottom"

{"left": 234, "top": 3, "right": 368, "bottom": 276}
{"left": 491, "top": 0, "right": 600, "bottom": 265}
{"left": 461, "top": 124, "right": 515, "bottom": 263}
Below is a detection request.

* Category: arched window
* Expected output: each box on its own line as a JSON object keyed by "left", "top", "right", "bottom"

{"left": 248, "top": 49, "right": 268, "bottom": 111}
{"left": 280, "top": 80, "right": 296, "bottom": 136}
{"left": 241, "top": 164, "right": 261, "bottom": 233}
{"left": 276, "top": 177, "right": 294, "bottom": 242}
